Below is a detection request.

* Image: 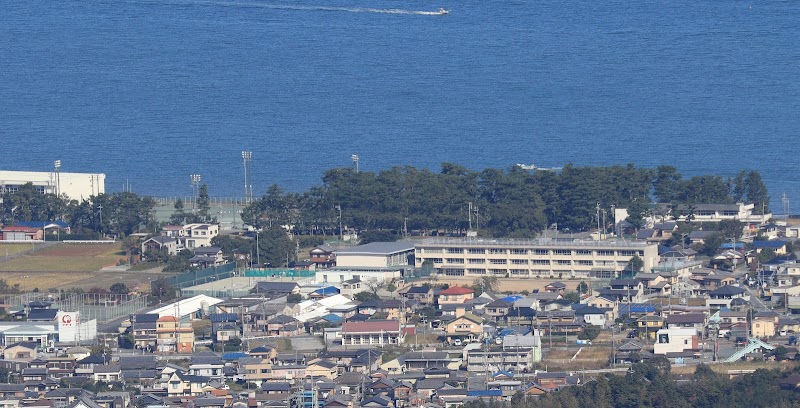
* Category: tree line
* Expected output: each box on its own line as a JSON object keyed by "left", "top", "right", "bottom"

{"left": 465, "top": 359, "right": 800, "bottom": 408}
{"left": 0, "top": 164, "right": 770, "bottom": 239}
{"left": 241, "top": 164, "right": 770, "bottom": 237}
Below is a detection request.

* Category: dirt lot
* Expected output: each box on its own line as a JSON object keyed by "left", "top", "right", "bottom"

{"left": 543, "top": 345, "right": 612, "bottom": 370}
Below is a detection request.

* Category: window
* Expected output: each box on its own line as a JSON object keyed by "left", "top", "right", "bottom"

{"left": 468, "top": 259, "right": 486, "bottom": 264}
{"left": 490, "top": 259, "right": 507, "bottom": 265}
{"left": 553, "top": 249, "right": 572, "bottom": 256}
{"left": 576, "top": 249, "right": 592, "bottom": 256}
{"left": 489, "top": 248, "right": 507, "bottom": 254}
{"left": 426, "top": 258, "right": 443, "bottom": 264}
{"left": 597, "top": 250, "right": 615, "bottom": 256}
{"left": 446, "top": 258, "right": 464, "bottom": 264}
{"left": 510, "top": 248, "right": 527, "bottom": 255}
{"left": 467, "top": 248, "right": 486, "bottom": 254}
{"left": 511, "top": 259, "right": 528, "bottom": 265}
{"left": 533, "top": 260, "right": 550, "bottom": 265}
{"left": 534, "top": 249, "right": 550, "bottom": 256}
{"left": 577, "top": 260, "right": 593, "bottom": 266}
{"left": 447, "top": 248, "right": 464, "bottom": 254}
{"left": 556, "top": 260, "right": 571, "bottom": 265}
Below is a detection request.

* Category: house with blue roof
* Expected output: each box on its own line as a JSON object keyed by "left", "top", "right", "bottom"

{"left": 309, "top": 286, "right": 340, "bottom": 300}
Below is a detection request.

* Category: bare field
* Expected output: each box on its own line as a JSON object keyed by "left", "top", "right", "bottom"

{"left": 0, "top": 243, "right": 124, "bottom": 272}
{"left": 0, "top": 269, "right": 166, "bottom": 292}
{"left": 0, "top": 243, "right": 168, "bottom": 292}
{"left": 543, "top": 346, "right": 612, "bottom": 370}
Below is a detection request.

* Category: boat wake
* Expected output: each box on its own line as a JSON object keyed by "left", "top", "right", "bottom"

{"left": 174, "top": 0, "right": 448, "bottom": 16}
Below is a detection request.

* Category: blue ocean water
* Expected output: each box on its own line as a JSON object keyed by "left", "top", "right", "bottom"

{"left": 1, "top": 0, "right": 798, "bottom": 211}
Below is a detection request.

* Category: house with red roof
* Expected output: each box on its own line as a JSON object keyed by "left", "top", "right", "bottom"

{"left": 437, "top": 286, "right": 475, "bottom": 308}
{"left": 340, "top": 320, "right": 403, "bottom": 346}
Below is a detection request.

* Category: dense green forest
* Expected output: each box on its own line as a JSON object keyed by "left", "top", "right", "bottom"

{"left": 466, "top": 359, "right": 800, "bottom": 408}
{"left": 240, "top": 164, "right": 769, "bottom": 237}
{"left": 1, "top": 164, "right": 769, "bottom": 239}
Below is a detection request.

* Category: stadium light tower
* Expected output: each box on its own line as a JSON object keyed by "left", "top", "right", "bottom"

{"left": 53, "top": 160, "right": 62, "bottom": 197}
{"left": 190, "top": 174, "right": 202, "bottom": 212}
{"left": 242, "top": 151, "right": 253, "bottom": 205}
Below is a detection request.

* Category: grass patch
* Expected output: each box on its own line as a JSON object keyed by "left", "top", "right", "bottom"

{"left": 0, "top": 244, "right": 37, "bottom": 257}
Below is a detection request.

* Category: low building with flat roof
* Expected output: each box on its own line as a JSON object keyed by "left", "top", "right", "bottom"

{"left": 333, "top": 242, "right": 415, "bottom": 269}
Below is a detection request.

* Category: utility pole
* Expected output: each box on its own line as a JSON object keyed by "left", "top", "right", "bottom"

{"left": 336, "top": 205, "right": 343, "bottom": 241}
{"left": 97, "top": 204, "right": 103, "bottom": 236}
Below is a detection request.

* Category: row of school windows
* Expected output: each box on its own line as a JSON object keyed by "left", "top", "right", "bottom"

{"left": 422, "top": 248, "right": 643, "bottom": 257}
{"left": 429, "top": 258, "right": 622, "bottom": 267}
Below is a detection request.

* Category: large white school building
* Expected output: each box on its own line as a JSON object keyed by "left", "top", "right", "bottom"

{"left": 0, "top": 170, "right": 105, "bottom": 201}
{"left": 414, "top": 237, "right": 659, "bottom": 279}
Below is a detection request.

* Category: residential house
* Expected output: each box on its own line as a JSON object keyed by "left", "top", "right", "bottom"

{"left": 399, "top": 285, "right": 432, "bottom": 305}
{"left": 544, "top": 282, "right": 567, "bottom": 294}
{"left": 535, "top": 372, "right": 580, "bottom": 391}
{"left": 341, "top": 320, "right": 404, "bottom": 346}
{"left": 339, "top": 279, "right": 363, "bottom": 298}
{"left": 636, "top": 316, "right": 665, "bottom": 340}
{"left": 615, "top": 340, "right": 645, "bottom": 364}
{"left": 753, "top": 311, "right": 780, "bottom": 338}
{"left": 437, "top": 286, "right": 475, "bottom": 307}
{"left": 155, "top": 316, "right": 194, "bottom": 353}
{"left": 484, "top": 299, "right": 513, "bottom": 321}
{"left": 665, "top": 313, "right": 707, "bottom": 333}
{"left": 574, "top": 306, "right": 606, "bottom": 327}
{"left": 266, "top": 315, "right": 301, "bottom": 337}
{"left": 3, "top": 342, "right": 38, "bottom": 362}
{"left": 189, "top": 246, "right": 225, "bottom": 268}
{"left": 598, "top": 279, "right": 643, "bottom": 303}
{"left": 141, "top": 236, "right": 180, "bottom": 259}
{"left": 753, "top": 240, "right": 789, "bottom": 256}
{"left": 444, "top": 313, "right": 484, "bottom": 342}
{"left": 309, "top": 245, "right": 337, "bottom": 269}
{"left": 92, "top": 365, "right": 122, "bottom": 383}
{"left": 654, "top": 328, "right": 699, "bottom": 355}
{"left": 166, "top": 371, "right": 210, "bottom": 396}
{"left": 707, "top": 286, "right": 749, "bottom": 310}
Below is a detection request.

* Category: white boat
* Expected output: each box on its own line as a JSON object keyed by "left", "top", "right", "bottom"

{"left": 437, "top": 7, "right": 449, "bottom": 14}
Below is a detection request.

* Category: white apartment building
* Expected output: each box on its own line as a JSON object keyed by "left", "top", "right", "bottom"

{"left": 0, "top": 170, "right": 105, "bottom": 201}
{"left": 414, "top": 238, "right": 659, "bottom": 279}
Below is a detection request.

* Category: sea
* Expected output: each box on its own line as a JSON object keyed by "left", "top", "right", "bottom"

{"left": 1, "top": 0, "right": 799, "bottom": 213}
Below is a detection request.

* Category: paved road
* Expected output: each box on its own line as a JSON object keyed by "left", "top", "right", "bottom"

{"left": 743, "top": 285, "right": 769, "bottom": 312}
